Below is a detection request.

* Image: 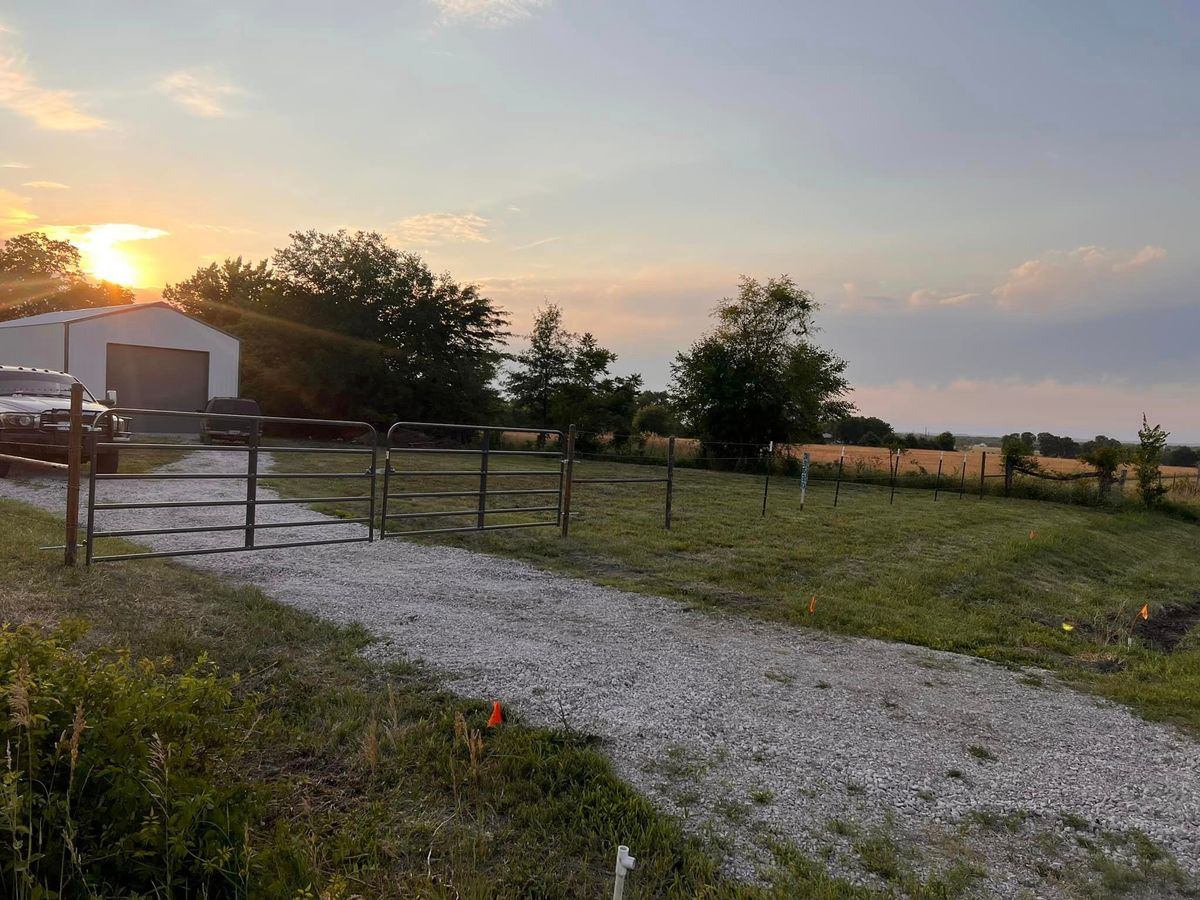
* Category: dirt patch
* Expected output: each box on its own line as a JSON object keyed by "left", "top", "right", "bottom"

{"left": 1139, "top": 596, "right": 1200, "bottom": 653}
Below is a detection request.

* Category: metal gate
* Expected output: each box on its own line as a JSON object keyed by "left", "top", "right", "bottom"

{"left": 85, "top": 408, "right": 377, "bottom": 564}
{"left": 381, "top": 422, "right": 564, "bottom": 537}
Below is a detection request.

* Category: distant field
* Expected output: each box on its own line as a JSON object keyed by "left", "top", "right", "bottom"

{"left": 268, "top": 449, "right": 1200, "bottom": 734}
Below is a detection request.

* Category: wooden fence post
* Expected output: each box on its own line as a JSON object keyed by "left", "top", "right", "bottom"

{"left": 978, "top": 451, "right": 987, "bottom": 499}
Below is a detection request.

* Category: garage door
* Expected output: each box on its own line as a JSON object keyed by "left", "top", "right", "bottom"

{"left": 106, "top": 343, "right": 210, "bottom": 433}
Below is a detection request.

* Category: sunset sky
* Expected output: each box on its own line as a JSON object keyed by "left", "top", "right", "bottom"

{"left": 2, "top": 1, "right": 1197, "bottom": 439}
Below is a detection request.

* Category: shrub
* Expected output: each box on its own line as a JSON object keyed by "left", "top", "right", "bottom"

{"left": 0, "top": 621, "right": 262, "bottom": 898}
{"left": 1132, "top": 414, "right": 1169, "bottom": 507}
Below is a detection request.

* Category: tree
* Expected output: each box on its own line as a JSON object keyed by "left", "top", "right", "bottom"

{"left": 671, "top": 276, "right": 851, "bottom": 452}
{"left": 0, "top": 232, "right": 133, "bottom": 322}
{"left": 1001, "top": 433, "right": 1037, "bottom": 492}
{"left": 1081, "top": 442, "right": 1126, "bottom": 502}
{"left": 163, "top": 230, "right": 509, "bottom": 425}
{"left": 1164, "top": 446, "right": 1198, "bottom": 468}
{"left": 935, "top": 431, "right": 956, "bottom": 451}
{"left": 632, "top": 403, "right": 680, "bottom": 437}
{"left": 504, "top": 305, "right": 574, "bottom": 429}
{"left": 162, "top": 257, "right": 274, "bottom": 330}
{"left": 505, "top": 304, "right": 642, "bottom": 441}
{"left": 1131, "top": 414, "right": 1169, "bottom": 507}
{"left": 833, "top": 415, "right": 894, "bottom": 445}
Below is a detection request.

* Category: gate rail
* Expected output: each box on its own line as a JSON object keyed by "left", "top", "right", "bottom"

{"left": 561, "top": 426, "right": 675, "bottom": 535}
{"left": 381, "top": 422, "right": 564, "bottom": 538}
{"left": 86, "top": 408, "right": 377, "bottom": 564}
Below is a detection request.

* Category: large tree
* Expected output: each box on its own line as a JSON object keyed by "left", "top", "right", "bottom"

{"left": 505, "top": 304, "right": 642, "bottom": 440}
{"left": 0, "top": 232, "right": 133, "bottom": 322}
{"left": 671, "top": 276, "right": 851, "bottom": 450}
{"left": 163, "top": 230, "right": 509, "bottom": 424}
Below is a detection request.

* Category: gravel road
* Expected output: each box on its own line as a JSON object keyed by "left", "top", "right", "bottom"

{"left": 3, "top": 453, "right": 1198, "bottom": 896}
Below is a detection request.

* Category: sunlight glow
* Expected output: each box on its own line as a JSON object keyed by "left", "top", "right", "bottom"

{"left": 40, "top": 223, "right": 168, "bottom": 287}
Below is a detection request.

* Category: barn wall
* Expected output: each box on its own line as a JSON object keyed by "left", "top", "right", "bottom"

{"left": 68, "top": 306, "right": 239, "bottom": 401}
{"left": 0, "top": 323, "right": 66, "bottom": 371}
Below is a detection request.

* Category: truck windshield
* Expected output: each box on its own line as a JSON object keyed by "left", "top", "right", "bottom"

{"left": 0, "top": 371, "right": 95, "bottom": 401}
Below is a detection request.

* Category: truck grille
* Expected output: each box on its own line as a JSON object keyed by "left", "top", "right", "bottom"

{"left": 39, "top": 409, "right": 99, "bottom": 428}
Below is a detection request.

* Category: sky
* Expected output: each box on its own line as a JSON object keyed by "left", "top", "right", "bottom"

{"left": 1, "top": 0, "right": 1197, "bottom": 440}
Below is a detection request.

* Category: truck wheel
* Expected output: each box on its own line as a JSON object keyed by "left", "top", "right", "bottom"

{"left": 95, "top": 452, "right": 120, "bottom": 475}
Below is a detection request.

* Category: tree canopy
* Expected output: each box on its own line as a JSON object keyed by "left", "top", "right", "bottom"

{"left": 163, "top": 230, "right": 509, "bottom": 425}
{"left": 0, "top": 232, "right": 133, "bottom": 322}
{"left": 671, "top": 276, "right": 851, "bottom": 450}
{"left": 504, "top": 304, "right": 642, "bottom": 441}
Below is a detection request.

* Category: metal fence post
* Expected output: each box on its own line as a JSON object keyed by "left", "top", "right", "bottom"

{"left": 889, "top": 449, "right": 900, "bottom": 504}
{"left": 561, "top": 424, "right": 576, "bottom": 537}
{"left": 664, "top": 435, "right": 675, "bottom": 529}
{"left": 64, "top": 383, "right": 83, "bottom": 566}
{"left": 367, "top": 428, "right": 378, "bottom": 542}
{"left": 245, "top": 420, "right": 260, "bottom": 548}
{"left": 958, "top": 451, "right": 968, "bottom": 498}
{"left": 761, "top": 441, "right": 773, "bottom": 517}
{"left": 978, "top": 450, "right": 987, "bottom": 499}
{"left": 933, "top": 450, "right": 944, "bottom": 501}
{"left": 477, "top": 429, "right": 491, "bottom": 529}
{"left": 833, "top": 445, "right": 845, "bottom": 507}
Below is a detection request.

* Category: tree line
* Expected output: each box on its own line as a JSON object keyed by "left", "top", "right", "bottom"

{"left": 2, "top": 229, "right": 1196, "bottom": 471}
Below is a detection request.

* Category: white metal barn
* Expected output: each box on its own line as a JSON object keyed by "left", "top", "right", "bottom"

{"left": 0, "top": 302, "right": 240, "bottom": 428}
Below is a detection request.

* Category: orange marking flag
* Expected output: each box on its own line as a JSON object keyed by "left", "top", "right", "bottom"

{"left": 486, "top": 701, "right": 504, "bottom": 728}
{"left": 808, "top": 595, "right": 817, "bottom": 615}
{"left": 1140, "top": 604, "right": 1149, "bottom": 620}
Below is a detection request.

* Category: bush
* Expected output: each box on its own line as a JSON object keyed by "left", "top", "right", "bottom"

{"left": 0, "top": 621, "right": 262, "bottom": 898}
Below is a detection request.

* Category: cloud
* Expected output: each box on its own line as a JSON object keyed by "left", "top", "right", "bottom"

{"left": 0, "top": 27, "right": 107, "bottom": 130}
{"left": 512, "top": 236, "right": 561, "bottom": 251}
{"left": 1, "top": 162, "right": 30, "bottom": 168}
{"left": 157, "top": 69, "right": 243, "bottom": 117}
{"left": 850, "top": 378, "right": 1200, "bottom": 442}
{"left": 392, "top": 212, "right": 490, "bottom": 245}
{"left": 1112, "top": 245, "right": 1167, "bottom": 273}
{"left": 907, "top": 288, "right": 977, "bottom": 308}
{"left": 0, "top": 188, "right": 36, "bottom": 227}
{"left": 190, "top": 223, "right": 257, "bottom": 235}
{"left": 992, "top": 244, "right": 1167, "bottom": 306}
{"left": 431, "top": 0, "right": 551, "bottom": 27}
{"left": 40, "top": 223, "right": 168, "bottom": 245}
{"left": 21, "top": 180, "right": 68, "bottom": 190}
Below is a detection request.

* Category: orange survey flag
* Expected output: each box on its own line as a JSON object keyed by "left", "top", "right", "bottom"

{"left": 487, "top": 701, "right": 504, "bottom": 728}
{"left": 808, "top": 595, "right": 817, "bottom": 615}
{"left": 1140, "top": 604, "right": 1149, "bottom": 620}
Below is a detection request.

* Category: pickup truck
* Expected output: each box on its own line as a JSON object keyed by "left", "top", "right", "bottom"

{"left": 0, "top": 365, "right": 131, "bottom": 476}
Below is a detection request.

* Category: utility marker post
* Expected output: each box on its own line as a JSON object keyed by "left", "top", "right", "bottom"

{"left": 63, "top": 382, "right": 83, "bottom": 566}
{"left": 799, "top": 450, "right": 810, "bottom": 510}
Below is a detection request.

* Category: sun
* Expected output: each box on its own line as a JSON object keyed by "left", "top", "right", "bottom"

{"left": 85, "top": 244, "right": 140, "bottom": 286}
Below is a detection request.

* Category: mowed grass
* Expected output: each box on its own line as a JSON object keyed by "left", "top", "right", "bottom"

{"left": 266, "top": 449, "right": 1200, "bottom": 733}
{"left": 7, "top": 497, "right": 852, "bottom": 898}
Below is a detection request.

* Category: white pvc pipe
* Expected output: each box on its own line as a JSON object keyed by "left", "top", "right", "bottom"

{"left": 612, "top": 845, "right": 637, "bottom": 900}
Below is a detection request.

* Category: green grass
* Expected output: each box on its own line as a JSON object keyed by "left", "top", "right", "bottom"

{"left": 265, "top": 450, "right": 1200, "bottom": 733}
{"left": 2, "top": 496, "right": 883, "bottom": 898}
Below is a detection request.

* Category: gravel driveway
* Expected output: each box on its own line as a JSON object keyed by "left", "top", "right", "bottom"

{"left": 3, "top": 453, "right": 1198, "bottom": 896}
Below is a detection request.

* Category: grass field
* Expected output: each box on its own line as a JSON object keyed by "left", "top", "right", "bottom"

{"left": 266, "top": 448, "right": 1200, "bottom": 734}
